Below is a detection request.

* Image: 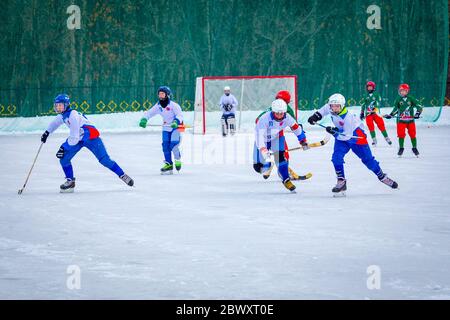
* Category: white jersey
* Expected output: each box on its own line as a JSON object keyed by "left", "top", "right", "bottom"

{"left": 254, "top": 112, "right": 305, "bottom": 150}
{"left": 143, "top": 100, "right": 183, "bottom": 132}
{"left": 317, "top": 104, "right": 364, "bottom": 141}
{"left": 46, "top": 109, "right": 93, "bottom": 146}
{"left": 219, "top": 94, "right": 238, "bottom": 115}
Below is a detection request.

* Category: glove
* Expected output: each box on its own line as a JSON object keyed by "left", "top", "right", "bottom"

{"left": 170, "top": 120, "right": 180, "bottom": 129}
{"left": 41, "top": 130, "right": 49, "bottom": 143}
{"left": 299, "top": 138, "right": 309, "bottom": 150}
{"left": 383, "top": 114, "right": 393, "bottom": 119}
{"left": 56, "top": 146, "right": 65, "bottom": 159}
{"left": 414, "top": 112, "right": 421, "bottom": 119}
{"left": 308, "top": 112, "right": 322, "bottom": 125}
{"left": 260, "top": 147, "right": 270, "bottom": 161}
{"left": 139, "top": 118, "right": 148, "bottom": 128}
{"left": 326, "top": 126, "right": 339, "bottom": 136}
{"left": 360, "top": 112, "right": 365, "bottom": 120}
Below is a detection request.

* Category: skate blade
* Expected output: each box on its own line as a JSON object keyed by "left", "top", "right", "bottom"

{"left": 60, "top": 188, "right": 74, "bottom": 193}
{"left": 333, "top": 191, "right": 346, "bottom": 197}
{"left": 161, "top": 171, "right": 173, "bottom": 175}
{"left": 18, "top": 189, "right": 23, "bottom": 195}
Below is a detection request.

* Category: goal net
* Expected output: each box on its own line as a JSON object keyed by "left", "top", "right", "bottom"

{"left": 193, "top": 76, "right": 298, "bottom": 134}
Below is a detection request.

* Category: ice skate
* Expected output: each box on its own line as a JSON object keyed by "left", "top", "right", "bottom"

{"left": 282, "top": 178, "right": 296, "bottom": 193}
{"left": 60, "top": 178, "right": 75, "bottom": 193}
{"left": 120, "top": 174, "right": 134, "bottom": 186}
{"left": 379, "top": 173, "right": 398, "bottom": 189}
{"left": 332, "top": 178, "right": 346, "bottom": 197}
{"left": 160, "top": 162, "right": 173, "bottom": 175}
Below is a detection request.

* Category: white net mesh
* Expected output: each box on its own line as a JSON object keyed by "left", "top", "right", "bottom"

{"left": 194, "top": 76, "right": 297, "bottom": 134}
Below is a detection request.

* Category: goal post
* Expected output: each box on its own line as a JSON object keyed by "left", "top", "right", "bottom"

{"left": 194, "top": 75, "right": 298, "bottom": 134}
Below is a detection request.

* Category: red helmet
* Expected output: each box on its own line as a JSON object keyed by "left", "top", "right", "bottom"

{"left": 366, "top": 81, "right": 376, "bottom": 90}
{"left": 275, "top": 90, "right": 291, "bottom": 104}
{"left": 399, "top": 83, "right": 410, "bottom": 94}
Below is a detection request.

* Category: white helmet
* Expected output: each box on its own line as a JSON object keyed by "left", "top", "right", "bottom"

{"left": 328, "top": 93, "right": 346, "bottom": 106}
{"left": 271, "top": 99, "right": 287, "bottom": 113}
{"left": 224, "top": 86, "right": 231, "bottom": 91}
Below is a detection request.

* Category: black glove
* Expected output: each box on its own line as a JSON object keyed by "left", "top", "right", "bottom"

{"left": 383, "top": 114, "right": 393, "bottom": 119}
{"left": 414, "top": 112, "right": 421, "bottom": 119}
{"left": 308, "top": 112, "right": 322, "bottom": 125}
{"left": 360, "top": 112, "right": 365, "bottom": 120}
{"left": 41, "top": 130, "right": 49, "bottom": 143}
{"left": 56, "top": 146, "right": 65, "bottom": 159}
{"left": 226, "top": 104, "right": 233, "bottom": 111}
{"left": 326, "top": 126, "right": 339, "bottom": 136}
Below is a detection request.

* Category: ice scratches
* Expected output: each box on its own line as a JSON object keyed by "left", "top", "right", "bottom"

{"left": 0, "top": 237, "right": 73, "bottom": 263}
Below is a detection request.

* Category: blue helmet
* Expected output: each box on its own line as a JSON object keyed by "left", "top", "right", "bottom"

{"left": 54, "top": 94, "right": 70, "bottom": 112}
{"left": 157, "top": 86, "right": 172, "bottom": 99}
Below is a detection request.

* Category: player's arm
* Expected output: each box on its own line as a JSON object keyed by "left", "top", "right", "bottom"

{"left": 384, "top": 98, "right": 399, "bottom": 119}
{"left": 139, "top": 104, "right": 159, "bottom": 128}
{"left": 410, "top": 95, "right": 423, "bottom": 118}
{"left": 254, "top": 119, "right": 269, "bottom": 159}
{"left": 41, "top": 115, "right": 64, "bottom": 143}
{"left": 171, "top": 103, "right": 184, "bottom": 128}
{"left": 287, "top": 115, "right": 308, "bottom": 149}
{"left": 307, "top": 104, "right": 329, "bottom": 125}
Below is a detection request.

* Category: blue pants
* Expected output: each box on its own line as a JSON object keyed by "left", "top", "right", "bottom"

{"left": 59, "top": 137, "right": 124, "bottom": 179}
{"left": 253, "top": 135, "right": 289, "bottom": 181}
{"left": 162, "top": 129, "right": 181, "bottom": 164}
{"left": 332, "top": 139, "right": 382, "bottom": 179}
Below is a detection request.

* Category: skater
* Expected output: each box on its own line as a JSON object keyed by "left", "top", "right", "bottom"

{"left": 219, "top": 86, "right": 238, "bottom": 136}
{"left": 139, "top": 86, "right": 184, "bottom": 174}
{"left": 253, "top": 98, "right": 309, "bottom": 192}
{"left": 360, "top": 81, "right": 392, "bottom": 146}
{"left": 40, "top": 94, "right": 134, "bottom": 193}
{"left": 383, "top": 83, "right": 423, "bottom": 157}
{"left": 255, "top": 90, "right": 309, "bottom": 181}
{"left": 308, "top": 93, "right": 398, "bottom": 196}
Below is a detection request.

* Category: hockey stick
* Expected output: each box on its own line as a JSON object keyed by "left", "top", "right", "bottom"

{"left": 147, "top": 124, "right": 192, "bottom": 128}
{"left": 315, "top": 123, "right": 363, "bottom": 139}
{"left": 18, "top": 142, "right": 44, "bottom": 195}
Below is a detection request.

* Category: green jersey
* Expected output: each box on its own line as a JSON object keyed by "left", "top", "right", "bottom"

{"left": 256, "top": 104, "right": 296, "bottom": 122}
{"left": 361, "top": 92, "right": 382, "bottom": 116}
{"left": 391, "top": 95, "right": 423, "bottom": 123}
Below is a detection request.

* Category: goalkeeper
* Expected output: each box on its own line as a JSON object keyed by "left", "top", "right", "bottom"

{"left": 219, "top": 86, "right": 238, "bottom": 136}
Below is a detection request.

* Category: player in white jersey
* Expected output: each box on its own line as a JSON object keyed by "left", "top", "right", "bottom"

{"left": 253, "top": 99, "right": 309, "bottom": 192}
{"left": 139, "top": 86, "right": 184, "bottom": 174}
{"left": 40, "top": 94, "right": 134, "bottom": 193}
{"left": 219, "top": 86, "right": 238, "bottom": 136}
{"left": 307, "top": 93, "right": 398, "bottom": 196}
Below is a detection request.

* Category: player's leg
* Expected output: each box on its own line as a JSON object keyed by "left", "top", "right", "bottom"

{"left": 161, "top": 130, "right": 174, "bottom": 174}
{"left": 374, "top": 114, "right": 390, "bottom": 144}
{"left": 366, "top": 114, "right": 376, "bottom": 145}
{"left": 85, "top": 137, "right": 134, "bottom": 186}
{"left": 273, "top": 136, "right": 295, "bottom": 191}
{"left": 57, "top": 142, "right": 83, "bottom": 192}
{"left": 227, "top": 114, "right": 236, "bottom": 135}
{"left": 331, "top": 139, "right": 351, "bottom": 193}
{"left": 252, "top": 141, "right": 273, "bottom": 175}
{"left": 397, "top": 122, "right": 407, "bottom": 156}
{"left": 351, "top": 143, "right": 398, "bottom": 188}
{"left": 169, "top": 129, "right": 182, "bottom": 171}
{"left": 408, "top": 122, "right": 419, "bottom": 156}
{"left": 221, "top": 115, "right": 228, "bottom": 137}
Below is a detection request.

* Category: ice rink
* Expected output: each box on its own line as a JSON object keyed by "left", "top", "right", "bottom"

{"left": 1, "top": 122, "right": 450, "bottom": 299}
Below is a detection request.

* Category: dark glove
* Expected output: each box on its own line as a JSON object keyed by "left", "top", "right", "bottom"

{"left": 383, "top": 114, "right": 393, "bottom": 119}
{"left": 414, "top": 112, "right": 421, "bottom": 119}
{"left": 56, "top": 146, "right": 65, "bottom": 159}
{"left": 41, "top": 130, "right": 49, "bottom": 143}
{"left": 308, "top": 111, "right": 322, "bottom": 125}
{"left": 360, "top": 112, "right": 365, "bottom": 120}
{"left": 299, "top": 138, "right": 309, "bottom": 150}
{"left": 326, "top": 126, "right": 339, "bottom": 136}
{"left": 226, "top": 104, "right": 233, "bottom": 111}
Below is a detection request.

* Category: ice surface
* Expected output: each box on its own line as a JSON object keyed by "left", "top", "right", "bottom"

{"left": 1, "top": 114, "right": 450, "bottom": 299}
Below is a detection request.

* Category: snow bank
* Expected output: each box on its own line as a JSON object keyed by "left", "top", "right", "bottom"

{"left": 0, "top": 106, "right": 448, "bottom": 134}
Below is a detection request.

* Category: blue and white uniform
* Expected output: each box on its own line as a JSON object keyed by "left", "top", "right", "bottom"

{"left": 253, "top": 112, "right": 306, "bottom": 181}
{"left": 46, "top": 108, "right": 124, "bottom": 179}
{"left": 143, "top": 100, "right": 183, "bottom": 164}
{"left": 220, "top": 94, "right": 238, "bottom": 116}
{"left": 317, "top": 103, "right": 383, "bottom": 179}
